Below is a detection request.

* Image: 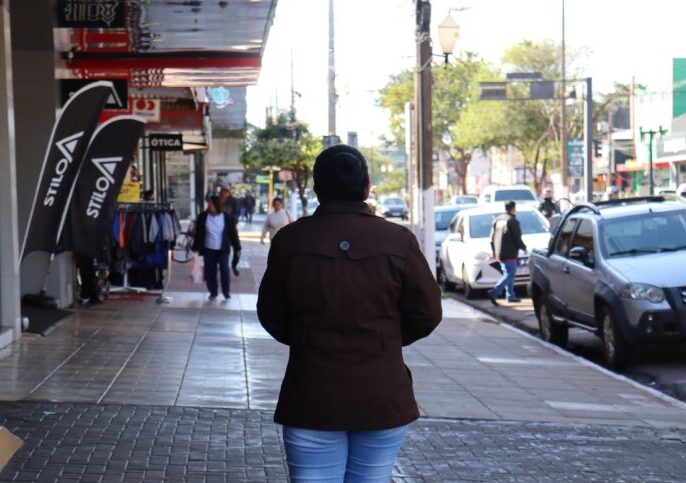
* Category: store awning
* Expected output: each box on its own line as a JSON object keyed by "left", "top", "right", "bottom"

{"left": 616, "top": 160, "right": 670, "bottom": 173}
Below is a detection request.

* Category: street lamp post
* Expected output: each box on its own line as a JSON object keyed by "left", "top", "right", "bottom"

{"left": 640, "top": 126, "right": 667, "bottom": 195}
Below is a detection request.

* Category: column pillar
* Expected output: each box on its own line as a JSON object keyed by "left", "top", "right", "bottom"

{"left": 0, "top": 0, "right": 21, "bottom": 345}
{"left": 11, "top": 0, "right": 73, "bottom": 307}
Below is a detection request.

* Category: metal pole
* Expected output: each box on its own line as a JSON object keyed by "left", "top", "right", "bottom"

{"left": 560, "top": 0, "right": 568, "bottom": 195}
{"left": 585, "top": 77, "right": 593, "bottom": 202}
{"left": 415, "top": 0, "right": 434, "bottom": 272}
{"left": 648, "top": 130, "right": 655, "bottom": 196}
{"left": 328, "top": 0, "right": 336, "bottom": 135}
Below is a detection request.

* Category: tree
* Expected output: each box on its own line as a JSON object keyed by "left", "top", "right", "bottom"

{"left": 499, "top": 40, "right": 589, "bottom": 193}
{"left": 379, "top": 53, "right": 511, "bottom": 194}
{"left": 360, "top": 147, "right": 406, "bottom": 195}
{"left": 242, "top": 113, "right": 322, "bottom": 215}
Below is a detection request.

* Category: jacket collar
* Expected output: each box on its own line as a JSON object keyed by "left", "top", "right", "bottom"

{"left": 314, "top": 201, "right": 375, "bottom": 217}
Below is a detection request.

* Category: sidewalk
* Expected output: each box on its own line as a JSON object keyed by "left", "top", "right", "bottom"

{"left": 1, "top": 234, "right": 685, "bottom": 481}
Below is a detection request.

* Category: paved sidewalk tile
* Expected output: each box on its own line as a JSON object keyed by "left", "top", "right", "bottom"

{"left": 1, "top": 403, "right": 685, "bottom": 483}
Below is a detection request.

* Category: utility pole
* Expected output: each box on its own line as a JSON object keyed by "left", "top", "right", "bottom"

{"left": 328, "top": 0, "right": 336, "bottom": 136}
{"left": 560, "top": 0, "right": 568, "bottom": 195}
{"left": 415, "top": 0, "right": 434, "bottom": 272}
{"left": 584, "top": 77, "right": 593, "bottom": 202}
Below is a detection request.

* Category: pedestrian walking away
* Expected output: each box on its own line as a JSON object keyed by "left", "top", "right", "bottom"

{"left": 260, "top": 197, "right": 292, "bottom": 244}
{"left": 191, "top": 195, "right": 241, "bottom": 301}
{"left": 257, "top": 144, "right": 442, "bottom": 482}
{"left": 489, "top": 200, "right": 527, "bottom": 305}
{"left": 244, "top": 191, "right": 256, "bottom": 223}
{"left": 538, "top": 188, "right": 560, "bottom": 219}
{"left": 219, "top": 185, "right": 241, "bottom": 225}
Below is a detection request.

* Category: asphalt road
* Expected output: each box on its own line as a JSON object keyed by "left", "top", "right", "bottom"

{"left": 446, "top": 288, "right": 686, "bottom": 403}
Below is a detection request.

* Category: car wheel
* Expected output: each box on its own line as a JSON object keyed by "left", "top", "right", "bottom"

{"left": 601, "top": 307, "right": 630, "bottom": 369}
{"left": 438, "top": 262, "right": 456, "bottom": 292}
{"left": 462, "top": 266, "right": 477, "bottom": 299}
{"left": 536, "top": 295, "right": 568, "bottom": 347}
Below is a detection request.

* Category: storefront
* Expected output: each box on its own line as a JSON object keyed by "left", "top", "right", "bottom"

{"left": 615, "top": 159, "right": 671, "bottom": 194}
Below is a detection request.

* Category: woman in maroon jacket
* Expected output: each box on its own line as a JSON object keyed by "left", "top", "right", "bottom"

{"left": 257, "top": 145, "right": 442, "bottom": 482}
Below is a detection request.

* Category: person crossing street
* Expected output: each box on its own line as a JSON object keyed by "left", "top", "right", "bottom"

{"left": 489, "top": 200, "right": 527, "bottom": 305}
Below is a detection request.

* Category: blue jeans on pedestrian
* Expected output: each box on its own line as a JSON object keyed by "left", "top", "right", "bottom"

{"left": 203, "top": 249, "right": 230, "bottom": 297}
{"left": 282, "top": 425, "right": 408, "bottom": 482}
{"left": 489, "top": 260, "right": 518, "bottom": 301}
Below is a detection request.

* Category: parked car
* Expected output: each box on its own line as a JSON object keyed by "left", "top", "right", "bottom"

{"left": 479, "top": 185, "right": 538, "bottom": 206}
{"left": 438, "top": 205, "right": 550, "bottom": 298}
{"left": 529, "top": 197, "right": 686, "bottom": 368}
{"left": 435, "top": 204, "right": 476, "bottom": 264}
{"left": 379, "top": 196, "right": 408, "bottom": 220}
{"left": 450, "top": 195, "right": 478, "bottom": 205}
{"left": 295, "top": 198, "right": 320, "bottom": 219}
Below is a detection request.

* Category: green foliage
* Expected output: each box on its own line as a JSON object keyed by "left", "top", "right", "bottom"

{"left": 242, "top": 113, "right": 322, "bottom": 214}
{"left": 360, "top": 147, "right": 406, "bottom": 195}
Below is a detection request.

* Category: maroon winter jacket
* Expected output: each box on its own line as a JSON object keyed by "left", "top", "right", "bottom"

{"left": 257, "top": 201, "right": 442, "bottom": 431}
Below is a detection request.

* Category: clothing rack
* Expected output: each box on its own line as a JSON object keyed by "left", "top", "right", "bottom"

{"left": 109, "top": 202, "right": 180, "bottom": 302}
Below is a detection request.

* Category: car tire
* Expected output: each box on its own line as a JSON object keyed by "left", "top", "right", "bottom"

{"left": 600, "top": 306, "right": 631, "bottom": 369}
{"left": 438, "top": 262, "right": 456, "bottom": 292}
{"left": 462, "top": 266, "right": 477, "bottom": 299}
{"left": 536, "top": 295, "right": 568, "bottom": 347}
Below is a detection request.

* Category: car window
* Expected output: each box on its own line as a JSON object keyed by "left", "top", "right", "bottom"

{"left": 602, "top": 210, "right": 686, "bottom": 256}
{"left": 494, "top": 189, "right": 536, "bottom": 202}
{"left": 518, "top": 211, "right": 549, "bottom": 234}
{"left": 469, "top": 214, "right": 498, "bottom": 238}
{"left": 554, "top": 218, "right": 578, "bottom": 256}
{"left": 435, "top": 209, "right": 460, "bottom": 230}
{"left": 572, "top": 219, "right": 595, "bottom": 264}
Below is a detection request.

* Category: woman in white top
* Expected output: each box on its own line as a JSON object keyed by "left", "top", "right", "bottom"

{"left": 261, "top": 197, "right": 292, "bottom": 244}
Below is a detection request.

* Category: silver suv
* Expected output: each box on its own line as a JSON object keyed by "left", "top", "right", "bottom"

{"left": 529, "top": 197, "right": 686, "bottom": 368}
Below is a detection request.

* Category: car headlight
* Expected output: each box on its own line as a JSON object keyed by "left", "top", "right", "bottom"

{"left": 620, "top": 283, "right": 665, "bottom": 303}
{"left": 474, "top": 251, "right": 491, "bottom": 261}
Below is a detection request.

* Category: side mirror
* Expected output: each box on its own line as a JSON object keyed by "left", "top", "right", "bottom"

{"left": 569, "top": 246, "right": 592, "bottom": 266}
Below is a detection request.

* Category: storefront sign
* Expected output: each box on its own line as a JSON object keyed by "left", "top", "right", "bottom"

{"left": 56, "top": 0, "right": 126, "bottom": 29}
{"left": 149, "top": 134, "right": 183, "bottom": 151}
{"left": 61, "top": 79, "right": 128, "bottom": 110}
{"left": 132, "top": 99, "right": 161, "bottom": 122}
{"left": 278, "top": 170, "right": 293, "bottom": 181}
{"left": 117, "top": 181, "right": 141, "bottom": 203}
{"left": 567, "top": 139, "right": 584, "bottom": 178}
{"left": 255, "top": 175, "right": 271, "bottom": 184}
{"left": 21, "top": 81, "right": 112, "bottom": 260}
{"left": 657, "top": 133, "right": 686, "bottom": 158}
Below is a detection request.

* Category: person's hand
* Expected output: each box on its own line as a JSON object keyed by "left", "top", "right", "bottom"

{"left": 236, "top": 250, "right": 242, "bottom": 257}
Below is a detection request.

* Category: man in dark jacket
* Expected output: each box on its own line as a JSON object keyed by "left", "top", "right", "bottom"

{"left": 488, "top": 200, "right": 527, "bottom": 305}
{"left": 257, "top": 145, "right": 442, "bottom": 481}
{"left": 219, "top": 186, "right": 240, "bottom": 225}
{"left": 538, "top": 188, "right": 560, "bottom": 219}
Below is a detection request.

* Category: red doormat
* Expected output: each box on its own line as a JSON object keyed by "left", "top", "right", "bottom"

{"left": 107, "top": 294, "right": 147, "bottom": 301}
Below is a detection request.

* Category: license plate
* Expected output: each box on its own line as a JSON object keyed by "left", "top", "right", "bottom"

{"left": 518, "top": 257, "right": 529, "bottom": 267}
{"left": 517, "top": 266, "right": 529, "bottom": 275}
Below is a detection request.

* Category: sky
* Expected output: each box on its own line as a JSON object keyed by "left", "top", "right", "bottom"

{"left": 246, "top": 0, "right": 686, "bottom": 147}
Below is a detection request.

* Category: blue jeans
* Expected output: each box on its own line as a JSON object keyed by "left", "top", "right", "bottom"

{"left": 490, "top": 260, "right": 518, "bottom": 301}
{"left": 203, "top": 249, "right": 230, "bottom": 297}
{"left": 283, "top": 425, "right": 408, "bottom": 482}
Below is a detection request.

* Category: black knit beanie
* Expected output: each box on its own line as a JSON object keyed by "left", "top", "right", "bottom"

{"left": 313, "top": 144, "right": 370, "bottom": 202}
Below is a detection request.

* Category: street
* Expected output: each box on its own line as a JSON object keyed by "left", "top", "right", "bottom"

{"left": 446, "top": 288, "right": 686, "bottom": 403}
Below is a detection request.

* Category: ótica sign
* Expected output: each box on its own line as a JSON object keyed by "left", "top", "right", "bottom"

{"left": 148, "top": 134, "right": 183, "bottom": 152}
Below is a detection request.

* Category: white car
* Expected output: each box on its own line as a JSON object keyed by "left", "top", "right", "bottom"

{"left": 479, "top": 185, "right": 538, "bottom": 206}
{"left": 438, "top": 205, "right": 550, "bottom": 298}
